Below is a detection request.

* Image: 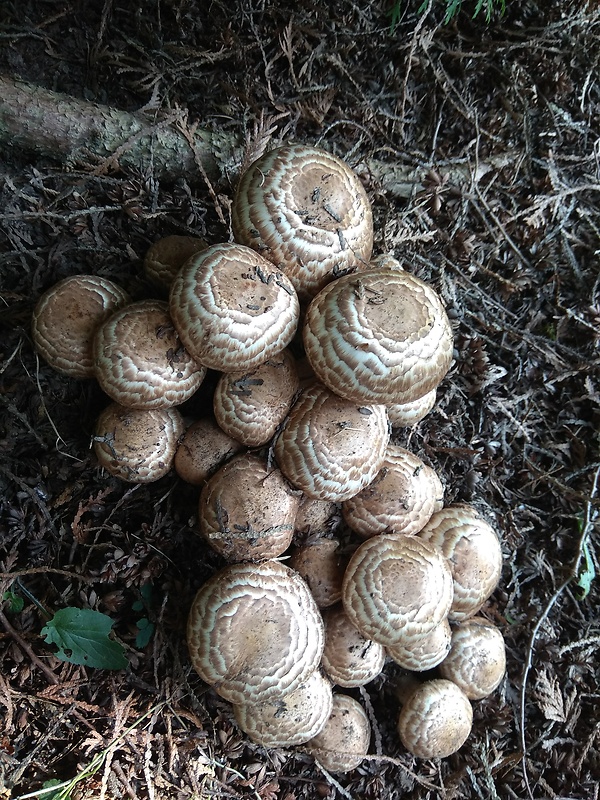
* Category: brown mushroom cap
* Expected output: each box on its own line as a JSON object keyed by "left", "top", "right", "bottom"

{"left": 93, "top": 402, "right": 184, "bottom": 483}
{"left": 274, "top": 383, "right": 390, "bottom": 502}
{"left": 397, "top": 678, "right": 473, "bottom": 759}
{"left": 186, "top": 560, "right": 324, "bottom": 705}
{"left": 341, "top": 533, "right": 454, "bottom": 647}
{"left": 288, "top": 539, "right": 347, "bottom": 608}
{"left": 232, "top": 144, "right": 373, "bottom": 300}
{"left": 294, "top": 497, "right": 340, "bottom": 534}
{"left": 174, "top": 418, "right": 244, "bottom": 486}
{"left": 32, "top": 274, "right": 130, "bottom": 379}
{"left": 93, "top": 299, "right": 206, "bottom": 409}
{"left": 143, "top": 235, "right": 208, "bottom": 293}
{"left": 303, "top": 268, "right": 454, "bottom": 405}
{"left": 198, "top": 452, "right": 300, "bottom": 562}
{"left": 342, "top": 445, "right": 444, "bottom": 538}
{"left": 418, "top": 504, "right": 503, "bottom": 621}
{"left": 305, "top": 694, "right": 371, "bottom": 773}
{"left": 169, "top": 242, "right": 300, "bottom": 372}
{"left": 438, "top": 616, "right": 506, "bottom": 699}
{"left": 233, "top": 670, "right": 333, "bottom": 747}
{"left": 387, "top": 387, "right": 438, "bottom": 428}
{"left": 321, "top": 605, "right": 386, "bottom": 688}
{"left": 386, "top": 618, "right": 452, "bottom": 672}
{"left": 213, "top": 349, "right": 300, "bottom": 447}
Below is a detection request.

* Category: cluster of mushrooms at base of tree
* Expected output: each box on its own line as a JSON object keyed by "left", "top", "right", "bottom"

{"left": 32, "top": 144, "right": 507, "bottom": 770}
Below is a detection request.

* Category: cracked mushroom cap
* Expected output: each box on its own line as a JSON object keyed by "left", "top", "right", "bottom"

{"left": 32, "top": 274, "right": 130, "bottom": 379}
{"left": 198, "top": 452, "right": 300, "bottom": 562}
{"left": 321, "top": 605, "right": 386, "bottom": 688}
{"left": 305, "top": 694, "right": 371, "bottom": 773}
{"left": 233, "top": 669, "right": 333, "bottom": 748}
{"left": 438, "top": 616, "right": 506, "bottom": 699}
{"left": 418, "top": 504, "right": 503, "bottom": 621}
{"left": 174, "top": 417, "right": 244, "bottom": 486}
{"left": 341, "top": 533, "right": 453, "bottom": 648}
{"left": 386, "top": 617, "right": 452, "bottom": 672}
{"left": 186, "top": 560, "right": 324, "bottom": 705}
{"left": 387, "top": 387, "right": 438, "bottom": 428}
{"left": 169, "top": 242, "right": 300, "bottom": 372}
{"left": 342, "top": 445, "right": 444, "bottom": 538}
{"left": 213, "top": 348, "right": 300, "bottom": 447}
{"left": 143, "top": 235, "right": 208, "bottom": 293}
{"left": 274, "top": 383, "right": 390, "bottom": 502}
{"left": 93, "top": 402, "right": 184, "bottom": 483}
{"left": 232, "top": 144, "right": 373, "bottom": 300}
{"left": 303, "top": 268, "right": 453, "bottom": 405}
{"left": 93, "top": 299, "right": 206, "bottom": 409}
{"left": 397, "top": 678, "right": 473, "bottom": 759}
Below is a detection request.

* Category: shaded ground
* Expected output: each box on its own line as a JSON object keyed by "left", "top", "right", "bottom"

{"left": 1, "top": 1, "right": 599, "bottom": 798}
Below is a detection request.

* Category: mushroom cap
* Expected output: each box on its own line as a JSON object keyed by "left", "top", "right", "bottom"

{"left": 341, "top": 533, "right": 454, "bottom": 647}
{"left": 438, "top": 616, "right": 506, "bottom": 699}
{"left": 274, "top": 383, "right": 390, "bottom": 502}
{"left": 94, "top": 402, "right": 184, "bottom": 483}
{"left": 232, "top": 144, "right": 373, "bottom": 300}
{"left": 321, "top": 605, "right": 386, "bottom": 688}
{"left": 294, "top": 496, "right": 340, "bottom": 534}
{"left": 387, "top": 387, "right": 438, "bottom": 428}
{"left": 198, "top": 452, "right": 300, "bottom": 562}
{"left": 288, "top": 539, "right": 347, "bottom": 608}
{"left": 186, "top": 560, "right": 324, "bottom": 705}
{"left": 233, "top": 670, "right": 333, "bottom": 747}
{"left": 213, "top": 349, "right": 300, "bottom": 447}
{"left": 418, "top": 504, "right": 503, "bottom": 622}
{"left": 174, "top": 417, "right": 244, "bottom": 486}
{"left": 305, "top": 694, "right": 371, "bottom": 773}
{"left": 93, "top": 299, "right": 206, "bottom": 409}
{"left": 386, "top": 618, "right": 452, "bottom": 672}
{"left": 303, "top": 268, "right": 454, "bottom": 405}
{"left": 32, "top": 274, "right": 130, "bottom": 379}
{"left": 169, "top": 242, "right": 300, "bottom": 372}
{"left": 397, "top": 678, "right": 473, "bottom": 759}
{"left": 342, "top": 445, "right": 444, "bottom": 538}
{"left": 143, "top": 235, "right": 208, "bottom": 293}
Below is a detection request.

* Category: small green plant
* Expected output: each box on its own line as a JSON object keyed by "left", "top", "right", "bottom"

{"left": 132, "top": 582, "right": 156, "bottom": 649}
{"left": 390, "top": 0, "right": 507, "bottom": 31}
{"left": 2, "top": 590, "right": 25, "bottom": 613}
{"left": 574, "top": 538, "right": 596, "bottom": 600}
{"left": 41, "top": 607, "right": 128, "bottom": 670}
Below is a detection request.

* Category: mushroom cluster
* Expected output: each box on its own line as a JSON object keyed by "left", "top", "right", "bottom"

{"left": 32, "top": 144, "right": 507, "bottom": 770}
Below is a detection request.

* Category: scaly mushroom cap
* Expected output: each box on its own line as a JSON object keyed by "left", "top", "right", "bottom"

{"left": 143, "top": 235, "right": 208, "bottom": 293}
{"left": 438, "top": 616, "right": 506, "bottom": 699}
{"left": 321, "top": 605, "right": 386, "bottom": 688}
{"left": 93, "top": 299, "right": 206, "bottom": 409}
{"left": 174, "top": 418, "right": 244, "bottom": 486}
{"left": 303, "top": 268, "right": 453, "bottom": 405}
{"left": 294, "top": 497, "right": 340, "bottom": 534}
{"left": 186, "top": 560, "right": 324, "bottom": 705}
{"left": 233, "top": 670, "right": 333, "bottom": 747}
{"left": 232, "top": 144, "right": 373, "bottom": 300}
{"left": 94, "top": 403, "right": 184, "bottom": 483}
{"left": 305, "top": 694, "right": 371, "bottom": 773}
{"left": 288, "top": 539, "right": 347, "bottom": 608}
{"left": 198, "top": 452, "right": 300, "bottom": 562}
{"left": 274, "top": 383, "right": 389, "bottom": 502}
{"left": 342, "top": 445, "right": 444, "bottom": 538}
{"left": 387, "top": 387, "right": 438, "bottom": 428}
{"left": 342, "top": 533, "right": 453, "bottom": 647}
{"left": 397, "top": 678, "right": 473, "bottom": 759}
{"left": 213, "top": 349, "right": 300, "bottom": 447}
{"left": 169, "top": 242, "right": 300, "bottom": 372}
{"left": 386, "top": 618, "right": 452, "bottom": 672}
{"left": 32, "top": 274, "right": 130, "bottom": 379}
{"left": 418, "top": 504, "right": 503, "bottom": 621}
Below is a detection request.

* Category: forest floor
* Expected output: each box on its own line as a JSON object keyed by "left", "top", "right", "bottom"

{"left": 0, "top": 1, "right": 599, "bottom": 799}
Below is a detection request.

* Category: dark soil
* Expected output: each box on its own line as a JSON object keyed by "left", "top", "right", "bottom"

{"left": 1, "top": 1, "right": 599, "bottom": 798}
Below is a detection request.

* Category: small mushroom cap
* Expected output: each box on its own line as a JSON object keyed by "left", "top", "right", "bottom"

{"left": 186, "top": 560, "right": 324, "bottom": 705}
{"left": 303, "top": 268, "right": 454, "bottom": 405}
{"left": 232, "top": 144, "right": 373, "bottom": 300}
{"left": 305, "top": 694, "right": 371, "bottom": 773}
{"left": 321, "top": 605, "right": 386, "bottom": 688}
{"left": 438, "top": 617, "right": 506, "bottom": 699}
{"left": 341, "top": 533, "right": 454, "bottom": 647}
{"left": 94, "top": 403, "right": 184, "bottom": 483}
{"left": 397, "top": 678, "right": 473, "bottom": 759}
{"left": 418, "top": 504, "right": 503, "bottom": 621}
{"left": 294, "top": 497, "right": 340, "bottom": 534}
{"left": 198, "top": 452, "right": 300, "bottom": 562}
{"left": 342, "top": 445, "right": 444, "bottom": 538}
{"left": 174, "top": 418, "right": 244, "bottom": 486}
{"left": 169, "top": 242, "right": 300, "bottom": 372}
{"left": 274, "top": 383, "right": 390, "bottom": 502}
{"left": 94, "top": 299, "right": 206, "bottom": 409}
{"left": 32, "top": 274, "right": 130, "bottom": 379}
{"left": 233, "top": 670, "right": 333, "bottom": 747}
{"left": 288, "top": 539, "right": 347, "bottom": 608}
{"left": 144, "top": 235, "right": 208, "bottom": 293}
{"left": 386, "top": 618, "right": 452, "bottom": 672}
{"left": 387, "top": 387, "right": 438, "bottom": 428}
{"left": 213, "top": 349, "right": 300, "bottom": 447}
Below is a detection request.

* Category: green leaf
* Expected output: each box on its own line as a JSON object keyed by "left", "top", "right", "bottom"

{"left": 575, "top": 540, "right": 596, "bottom": 601}
{"left": 135, "top": 617, "right": 155, "bottom": 649}
{"left": 41, "top": 608, "right": 128, "bottom": 670}
{"left": 41, "top": 779, "right": 72, "bottom": 800}
{"left": 2, "top": 590, "right": 24, "bottom": 613}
